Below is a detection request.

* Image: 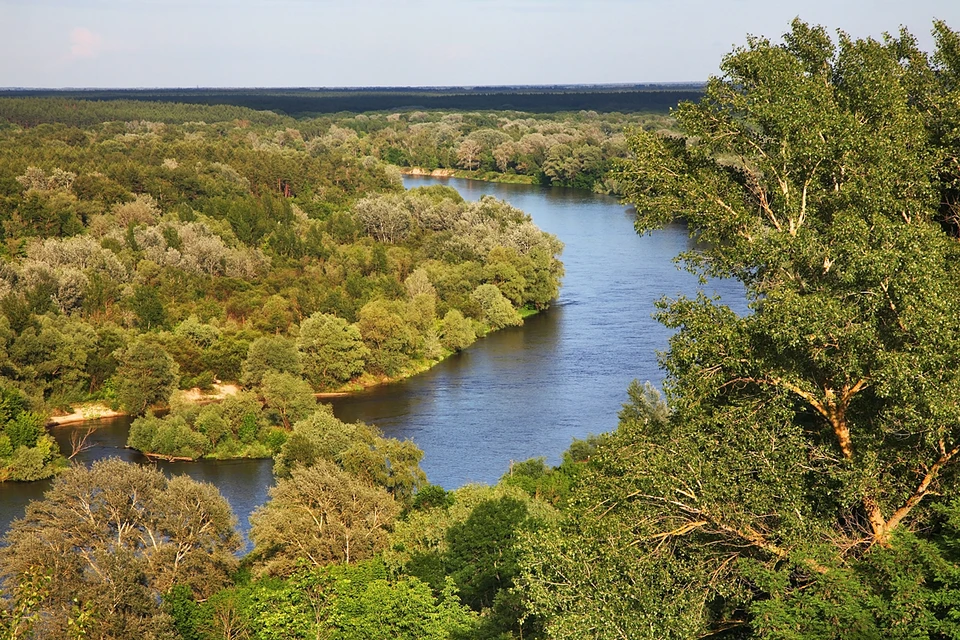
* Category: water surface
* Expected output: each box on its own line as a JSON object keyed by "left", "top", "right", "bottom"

{"left": 329, "top": 177, "right": 744, "bottom": 487}
{"left": 0, "top": 177, "right": 744, "bottom": 541}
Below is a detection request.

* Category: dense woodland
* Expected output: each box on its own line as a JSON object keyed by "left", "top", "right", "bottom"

{"left": 0, "top": 98, "right": 672, "bottom": 192}
{"left": 5, "top": 17, "right": 960, "bottom": 640}
{"left": 0, "top": 98, "right": 564, "bottom": 475}
{"left": 318, "top": 109, "right": 674, "bottom": 192}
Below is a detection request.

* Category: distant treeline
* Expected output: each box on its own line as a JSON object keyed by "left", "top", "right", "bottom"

{"left": 0, "top": 85, "right": 704, "bottom": 117}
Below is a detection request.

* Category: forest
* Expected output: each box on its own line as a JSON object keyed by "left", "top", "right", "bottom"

{"left": 0, "top": 98, "right": 673, "bottom": 192}
{"left": 0, "top": 85, "right": 705, "bottom": 118}
{"left": 5, "top": 16, "right": 960, "bottom": 640}
{"left": 0, "top": 95, "right": 566, "bottom": 475}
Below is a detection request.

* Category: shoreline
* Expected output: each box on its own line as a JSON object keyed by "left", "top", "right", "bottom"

{"left": 48, "top": 311, "right": 544, "bottom": 460}
{"left": 400, "top": 166, "right": 537, "bottom": 186}
{"left": 47, "top": 383, "right": 243, "bottom": 428}
{"left": 48, "top": 404, "right": 126, "bottom": 427}
{"left": 47, "top": 342, "right": 468, "bottom": 430}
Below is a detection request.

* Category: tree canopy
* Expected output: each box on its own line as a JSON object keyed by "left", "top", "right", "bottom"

{"left": 0, "top": 459, "right": 240, "bottom": 639}
{"left": 522, "top": 18, "right": 960, "bottom": 638}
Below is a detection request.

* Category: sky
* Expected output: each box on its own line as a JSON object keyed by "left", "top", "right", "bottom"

{"left": 0, "top": 0, "right": 958, "bottom": 88}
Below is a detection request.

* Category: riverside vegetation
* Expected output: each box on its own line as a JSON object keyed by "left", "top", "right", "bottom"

{"left": 5, "top": 17, "right": 960, "bottom": 640}
{"left": 0, "top": 98, "right": 563, "bottom": 473}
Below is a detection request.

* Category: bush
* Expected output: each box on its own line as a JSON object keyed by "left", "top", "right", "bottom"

{"left": 439, "top": 309, "right": 476, "bottom": 352}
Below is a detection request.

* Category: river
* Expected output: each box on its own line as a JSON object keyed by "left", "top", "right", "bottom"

{"left": 0, "top": 176, "right": 745, "bottom": 546}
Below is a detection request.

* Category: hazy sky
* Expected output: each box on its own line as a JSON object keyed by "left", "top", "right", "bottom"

{"left": 1, "top": 0, "right": 957, "bottom": 88}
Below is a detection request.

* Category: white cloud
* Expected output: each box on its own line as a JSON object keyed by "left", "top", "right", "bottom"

{"left": 68, "top": 27, "right": 103, "bottom": 59}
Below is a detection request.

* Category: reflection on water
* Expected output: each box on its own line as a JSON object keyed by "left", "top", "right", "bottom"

{"left": 1, "top": 176, "right": 744, "bottom": 542}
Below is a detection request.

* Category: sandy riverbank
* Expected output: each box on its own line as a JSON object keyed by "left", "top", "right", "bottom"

{"left": 47, "top": 383, "right": 243, "bottom": 427}
{"left": 399, "top": 167, "right": 457, "bottom": 177}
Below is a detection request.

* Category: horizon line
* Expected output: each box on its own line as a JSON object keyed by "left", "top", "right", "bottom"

{"left": 0, "top": 82, "right": 708, "bottom": 92}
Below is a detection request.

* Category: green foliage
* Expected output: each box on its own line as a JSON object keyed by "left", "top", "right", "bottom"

{"left": 324, "top": 562, "right": 478, "bottom": 640}
{"left": 163, "top": 584, "right": 203, "bottom": 640}
{"left": 0, "top": 107, "right": 562, "bottom": 433}
{"left": 412, "top": 484, "right": 454, "bottom": 511}
{"left": 273, "top": 409, "right": 426, "bottom": 504}
{"left": 0, "top": 459, "right": 240, "bottom": 638}
{"left": 445, "top": 496, "right": 529, "bottom": 612}
{"left": 356, "top": 299, "right": 416, "bottom": 376}
{"left": 112, "top": 337, "right": 179, "bottom": 415}
{"left": 127, "top": 388, "right": 304, "bottom": 460}
{"left": 188, "top": 560, "right": 479, "bottom": 640}
{"left": 296, "top": 312, "right": 367, "bottom": 389}
{"left": 259, "top": 371, "right": 317, "bottom": 428}
{"left": 498, "top": 453, "right": 586, "bottom": 508}
{"left": 249, "top": 460, "right": 401, "bottom": 575}
{"left": 0, "top": 569, "right": 53, "bottom": 640}
{"left": 5, "top": 434, "right": 61, "bottom": 482}
{"left": 472, "top": 284, "right": 522, "bottom": 330}
{"left": 4, "top": 410, "right": 43, "bottom": 450}
{"left": 384, "top": 483, "right": 555, "bottom": 638}
{"left": 439, "top": 309, "right": 476, "bottom": 352}
{"left": 241, "top": 335, "right": 301, "bottom": 387}
{"left": 0, "top": 386, "right": 61, "bottom": 482}
{"left": 129, "top": 284, "right": 167, "bottom": 330}
{"left": 147, "top": 415, "right": 210, "bottom": 459}
{"left": 523, "top": 18, "right": 960, "bottom": 639}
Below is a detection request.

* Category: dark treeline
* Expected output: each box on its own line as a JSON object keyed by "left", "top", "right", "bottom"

{"left": 0, "top": 85, "right": 704, "bottom": 118}
{"left": 0, "top": 97, "right": 293, "bottom": 129}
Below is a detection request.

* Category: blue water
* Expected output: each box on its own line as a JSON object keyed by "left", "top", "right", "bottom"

{"left": 1, "top": 177, "right": 744, "bottom": 544}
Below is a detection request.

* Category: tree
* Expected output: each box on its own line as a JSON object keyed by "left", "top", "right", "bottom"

{"left": 0, "top": 386, "right": 63, "bottom": 482}
{"left": 524, "top": 19, "right": 960, "bottom": 638}
{"left": 113, "top": 337, "right": 179, "bottom": 415}
{"left": 385, "top": 483, "right": 556, "bottom": 637}
{"left": 259, "top": 371, "right": 317, "bottom": 429}
{"left": 129, "top": 284, "right": 167, "bottom": 330}
{"left": 296, "top": 312, "right": 368, "bottom": 389}
{"left": 471, "top": 284, "right": 521, "bottom": 330}
{"left": 0, "top": 459, "right": 240, "bottom": 639}
{"left": 249, "top": 461, "right": 400, "bottom": 575}
{"left": 356, "top": 299, "right": 416, "bottom": 376}
{"left": 456, "top": 139, "right": 482, "bottom": 171}
{"left": 352, "top": 195, "right": 412, "bottom": 244}
{"left": 439, "top": 309, "right": 476, "bottom": 352}
{"left": 446, "top": 496, "right": 530, "bottom": 611}
{"left": 274, "top": 409, "right": 427, "bottom": 504}
{"left": 404, "top": 267, "right": 436, "bottom": 299}
{"left": 322, "top": 562, "right": 478, "bottom": 640}
{"left": 240, "top": 334, "right": 301, "bottom": 387}
{"left": 128, "top": 413, "right": 211, "bottom": 459}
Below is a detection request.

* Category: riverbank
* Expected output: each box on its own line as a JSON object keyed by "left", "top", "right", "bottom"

{"left": 400, "top": 166, "right": 537, "bottom": 185}
{"left": 319, "top": 354, "right": 454, "bottom": 397}
{"left": 397, "top": 166, "right": 624, "bottom": 195}
{"left": 51, "top": 309, "right": 544, "bottom": 462}
{"left": 47, "top": 383, "right": 242, "bottom": 427}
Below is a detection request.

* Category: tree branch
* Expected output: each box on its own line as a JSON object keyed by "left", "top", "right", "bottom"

{"left": 883, "top": 442, "right": 960, "bottom": 535}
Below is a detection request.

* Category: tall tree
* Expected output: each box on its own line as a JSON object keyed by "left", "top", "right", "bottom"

{"left": 249, "top": 461, "right": 400, "bottom": 575}
{"left": 524, "top": 19, "right": 960, "bottom": 638}
{"left": 113, "top": 337, "right": 179, "bottom": 415}
{"left": 296, "top": 312, "right": 367, "bottom": 389}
